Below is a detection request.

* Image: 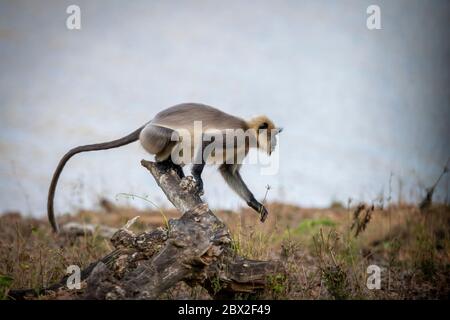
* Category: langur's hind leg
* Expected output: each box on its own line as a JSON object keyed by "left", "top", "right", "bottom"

{"left": 219, "top": 164, "right": 269, "bottom": 222}
{"left": 171, "top": 160, "right": 185, "bottom": 179}
{"left": 191, "top": 163, "right": 205, "bottom": 196}
{"left": 142, "top": 124, "right": 183, "bottom": 179}
{"left": 190, "top": 135, "right": 217, "bottom": 196}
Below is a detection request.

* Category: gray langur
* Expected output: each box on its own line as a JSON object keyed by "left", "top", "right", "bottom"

{"left": 47, "top": 103, "right": 282, "bottom": 233}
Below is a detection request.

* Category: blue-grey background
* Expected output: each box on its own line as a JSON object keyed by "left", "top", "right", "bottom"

{"left": 1, "top": 0, "right": 449, "bottom": 216}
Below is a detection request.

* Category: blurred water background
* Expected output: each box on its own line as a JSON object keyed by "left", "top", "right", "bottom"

{"left": 1, "top": 0, "right": 449, "bottom": 217}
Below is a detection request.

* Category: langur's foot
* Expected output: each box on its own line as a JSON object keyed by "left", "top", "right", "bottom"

{"left": 191, "top": 175, "right": 204, "bottom": 196}
{"left": 174, "top": 166, "right": 185, "bottom": 179}
{"left": 194, "top": 180, "right": 204, "bottom": 196}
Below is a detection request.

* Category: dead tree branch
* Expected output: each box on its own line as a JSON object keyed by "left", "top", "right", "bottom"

{"left": 79, "top": 160, "right": 282, "bottom": 299}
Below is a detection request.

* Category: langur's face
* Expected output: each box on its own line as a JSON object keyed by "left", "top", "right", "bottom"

{"left": 258, "top": 127, "right": 282, "bottom": 156}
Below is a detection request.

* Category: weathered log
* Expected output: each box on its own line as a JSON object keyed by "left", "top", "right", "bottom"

{"left": 82, "top": 160, "right": 283, "bottom": 299}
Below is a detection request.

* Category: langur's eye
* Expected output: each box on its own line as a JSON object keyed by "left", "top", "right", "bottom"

{"left": 259, "top": 122, "right": 268, "bottom": 130}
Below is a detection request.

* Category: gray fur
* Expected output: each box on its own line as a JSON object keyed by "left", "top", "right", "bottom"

{"left": 151, "top": 103, "right": 248, "bottom": 132}
{"left": 219, "top": 164, "right": 254, "bottom": 203}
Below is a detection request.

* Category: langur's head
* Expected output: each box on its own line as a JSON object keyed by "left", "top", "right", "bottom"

{"left": 247, "top": 115, "right": 283, "bottom": 155}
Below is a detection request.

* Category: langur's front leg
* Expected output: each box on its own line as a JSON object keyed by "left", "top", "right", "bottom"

{"left": 219, "top": 164, "right": 269, "bottom": 222}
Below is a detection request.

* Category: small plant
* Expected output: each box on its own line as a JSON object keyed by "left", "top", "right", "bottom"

{"left": 321, "top": 265, "right": 349, "bottom": 300}
{"left": 313, "top": 228, "right": 350, "bottom": 299}
{"left": 413, "top": 224, "right": 437, "bottom": 279}
{"left": 0, "top": 275, "right": 13, "bottom": 300}
{"left": 210, "top": 275, "right": 223, "bottom": 295}
{"left": 419, "top": 158, "right": 449, "bottom": 211}
{"left": 230, "top": 236, "right": 241, "bottom": 256}
{"left": 266, "top": 273, "right": 288, "bottom": 299}
{"left": 351, "top": 203, "right": 374, "bottom": 237}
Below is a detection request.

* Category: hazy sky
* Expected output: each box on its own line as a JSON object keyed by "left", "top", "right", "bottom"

{"left": 0, "top": 0, "right": 449, "bottom": 216}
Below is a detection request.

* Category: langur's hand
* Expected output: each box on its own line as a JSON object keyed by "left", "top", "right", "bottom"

{"left": 248, "top": 198, "right": 268, "bottom": 223}
{"left": 259, "top": 204, "right": 268, "bottom": 222}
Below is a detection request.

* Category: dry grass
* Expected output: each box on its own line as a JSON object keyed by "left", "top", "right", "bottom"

{"left": 0, "top": 200, "right": 449, "bottom": 299}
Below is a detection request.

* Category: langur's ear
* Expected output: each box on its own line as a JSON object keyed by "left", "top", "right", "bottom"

{"left": 275, "top": 127, "right": 283, "bottom": 134}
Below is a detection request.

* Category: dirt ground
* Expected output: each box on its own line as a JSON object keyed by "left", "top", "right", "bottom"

{"left": 1, "top": 200, "right": 449, "bottom": 299}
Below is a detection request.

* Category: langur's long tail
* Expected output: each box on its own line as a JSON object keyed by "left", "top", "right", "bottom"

{"left": 47, "top": 124, "right": 147, "bottom": 233}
